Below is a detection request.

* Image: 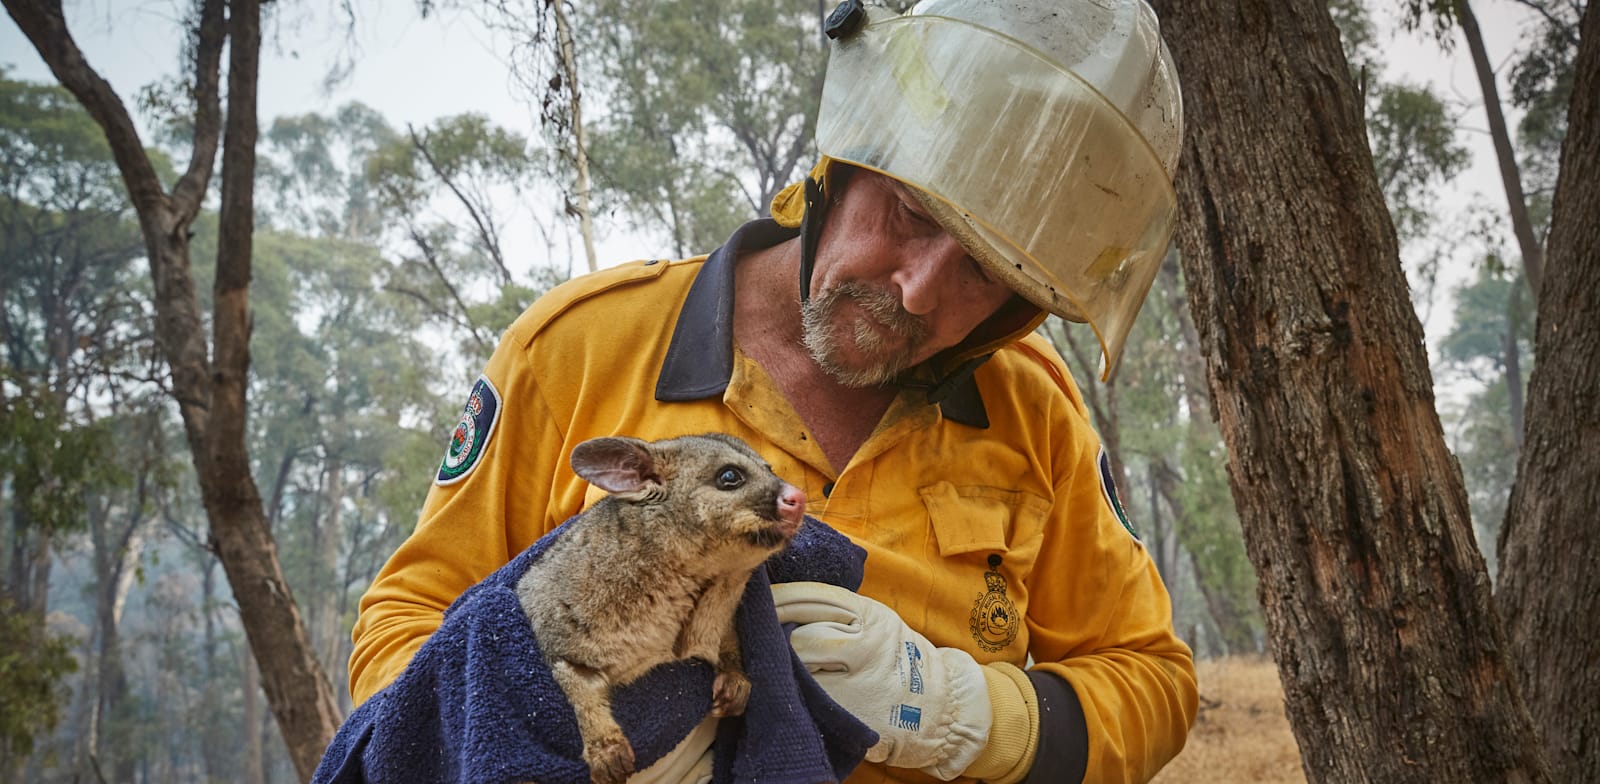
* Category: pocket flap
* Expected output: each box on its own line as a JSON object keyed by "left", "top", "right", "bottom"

{"left": 920, "top": 482, "right": 1047, "bottom": 556}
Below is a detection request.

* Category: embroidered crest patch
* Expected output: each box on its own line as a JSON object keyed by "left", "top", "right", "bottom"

{"left": 436, "top": 375, "right": 502, "bottom": 485}
{"left": 1098, "top": 447, "right": 1140, "bottom": 541}
{"left": 969, "top": 554, "right": 1019, "bottom": 652}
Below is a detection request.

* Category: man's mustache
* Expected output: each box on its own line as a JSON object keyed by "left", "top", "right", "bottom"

{"left": 832, "top": 282, "right": 928, "bottom": 344}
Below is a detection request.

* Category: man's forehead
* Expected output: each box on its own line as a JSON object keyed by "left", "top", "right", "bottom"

{"left": 845, "top": 170, "right": 942, "bottom": 223}
{"left": 849, "top": 168, "right": 911, "bottom": 198}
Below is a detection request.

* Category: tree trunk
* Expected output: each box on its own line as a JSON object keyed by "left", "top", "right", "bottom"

{"left": 1503, "top": 285, "right": 1526, "bottom": 452}
{"left": 1144, "top": 463, "right": 1181, "bottom": 583}
{"left": 1496, "top": 4, "right": 1600, "bottom": 781}
{"left": 1146, "top": 0, "right": 1551, "bottom": 778}
{"left": 314, "top": 458, "right": 346, "bottom": 675}
{"left": 551, "top": 0, "right": 599, "bottom": 274}
{"left": 199, "top": 557, "right": 227, "bottom": 783}
{"left": 4, "top": 511, "right": 51, "bottom": 624}
{"left": 3, "top": 0, "right": 342, "bottom": 778}
{"left": 1187, "top": 554, "right": 1256, "bottom": 656}
{"left": 1151, "top": 253, "right": 1261, "bottom": 654}
{"left": 209, "top": 4, "right": 343, "bottom": 778}
{"left": 88, "top": 495, "right": 147, "bottom": 783}
{"left": 1455, "top": 0, "right": 1546, "bottom": 295}
{"left": 1151, "top": 459, "right": 1257, "bottom": 655}
{"left": 243, "top": 634, "right": 268, "bottom": 784}
{"left": 1157, "top": 251, "right": 1215, "bottom": 427}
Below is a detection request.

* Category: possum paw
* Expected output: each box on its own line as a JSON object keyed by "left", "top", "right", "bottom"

{"left": 710, "top": 670, "right": 751, "bottom": 717}
{"left": 584, "top": 730, "right": 635, "bottom": 784}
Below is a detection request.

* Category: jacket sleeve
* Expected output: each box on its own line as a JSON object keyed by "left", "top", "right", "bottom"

{"left": 1022, "top": 354, "right": 1199, "bottom": 783}
{"left": 347, "top": 326, "right": 578, "bottom": 706}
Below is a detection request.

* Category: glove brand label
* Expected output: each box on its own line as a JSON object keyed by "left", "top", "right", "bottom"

{"left": 891, "top": 703, "right": 922, "bottom": 731}
{"left": 904, "top": 642, "right": 925, "bottom": 694}
{"left": 970, "top": 554, "right": 1020, "bottom": 652}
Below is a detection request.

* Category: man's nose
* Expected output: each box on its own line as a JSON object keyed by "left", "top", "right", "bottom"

{"left": 892, "top": 234, "right": 970, "bottom": 316}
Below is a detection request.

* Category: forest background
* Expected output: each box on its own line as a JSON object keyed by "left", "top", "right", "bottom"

{"left": 0, "top": 0, "right": 1585, "bottom": 781}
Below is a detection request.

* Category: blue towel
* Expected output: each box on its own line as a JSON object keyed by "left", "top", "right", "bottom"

{"left": 313, "top": 516, "right": 877, "bottom": 784}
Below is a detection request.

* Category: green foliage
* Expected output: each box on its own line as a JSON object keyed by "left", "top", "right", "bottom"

{"left": 1044, "top": 257, "right": 1263, "bottom": 656}
{"left": 573, "top": 0, "right": 825, "bottom": 255}
{"left": 1508, "top": 0, "right": 1581, "bottom": 235}
{"left": 1446, "top": 378, "right": 1519, "bottom": 577}
{"left": 246, "top": 226, "right": 448, "bottom": 526}
{"left": 362, "top": 111, "right": 554, "bottom": 354}
{"left": 1438, "top": 265, "right": 1531, "bottom": 370}
{"left": 1, "top": 68, "right": 126, "bottom": 209}
{"left": 1173, "top": 433, "right": 1259, "bottom": 618}
{"left": 1327, "top": 0, "right": 1380, "bottom": 77}
{"left": 1436, "top": 264, "right": 1533, "bottom": 576}
{"left": 246, "top": 104, "right": 575, "bottom": 703}
{"left": 0, "top": 389, "right": 123, "bottom": 539}
{"left": 1395, "top": 0, "right": 1459, "bottom": 48}
{"left": 0, "top": 70, "right": 150, "bottom": 384}
{"left": 0, "top": 596, "right": 78, "bottom": 762}
{"left": 260, "top": 102, "right": 399, "bottom": 240}
{"left": 368, "top": 113, "right": 534, "bottom": 222}
{"left": 1324, "top": 0, "right": 1469, "bottom": 251}
{"left": 1368, "top": 83, "right": 1471, "bottom": 244}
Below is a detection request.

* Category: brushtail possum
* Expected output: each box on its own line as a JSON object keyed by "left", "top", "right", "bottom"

{"left": 514, "top": 433, "right": 807, "bottom": 784}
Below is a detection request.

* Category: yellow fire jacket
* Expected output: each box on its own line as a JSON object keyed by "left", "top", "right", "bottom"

{"left": 349, "top": 220, "right": 1197, "bottom": 783}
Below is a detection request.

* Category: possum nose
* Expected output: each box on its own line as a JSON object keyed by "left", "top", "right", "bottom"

{"left": 777, "top": 484, "right": 806, "bottom": 527}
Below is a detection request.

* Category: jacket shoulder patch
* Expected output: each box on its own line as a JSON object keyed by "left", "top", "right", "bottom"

{"left": 436, "top": 375, "right": 502, "bottom": 485}
{"left": 1098, "top": 447, "right": 1139, "bottom": 541}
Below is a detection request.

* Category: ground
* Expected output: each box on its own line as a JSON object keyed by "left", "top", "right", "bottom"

{"left": 1151, "top": 655, "right": 1307, "bottom": 783}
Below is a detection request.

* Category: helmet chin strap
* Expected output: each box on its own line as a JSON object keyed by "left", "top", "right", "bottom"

{"left": 798, "top": 175, "right": 827, "bottom": 305}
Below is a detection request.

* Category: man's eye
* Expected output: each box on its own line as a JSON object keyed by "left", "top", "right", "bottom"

{"left": 966, "top": 257, "right": 997, "bottom": 286}
{"left": 898, "top": 199, "right": 937, "bottom": 228}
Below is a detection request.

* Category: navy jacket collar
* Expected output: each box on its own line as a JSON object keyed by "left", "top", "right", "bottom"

{"left": 654, "top": 219, "right": 989, "bottom": 428}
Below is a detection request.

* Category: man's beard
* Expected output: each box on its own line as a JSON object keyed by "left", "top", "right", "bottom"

{"left": 800, "top": 281, "right": 929, "bottom": 388}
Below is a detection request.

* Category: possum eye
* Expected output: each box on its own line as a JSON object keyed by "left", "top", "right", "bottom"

{"left": 715, "top": 466, "right": 746, "bottom": 490}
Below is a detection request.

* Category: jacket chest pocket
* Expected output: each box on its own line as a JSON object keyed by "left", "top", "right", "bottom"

{"left": 919, "top": 482, "right": 1049, "bottom": 557}
{"left": 919, "top": 482, "right": 1050, "bottom": 659}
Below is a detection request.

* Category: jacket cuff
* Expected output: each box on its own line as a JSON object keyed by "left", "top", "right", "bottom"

{"left": 964, "top": 662, "right": 1039, "bottom": 783}
{"left": 1020, "top": 670, "right": 1088, "bottom": 784}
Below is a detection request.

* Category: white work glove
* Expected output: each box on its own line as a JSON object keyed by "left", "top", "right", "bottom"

{"left": 772, "top": 581, "right": 993, "bottom": 781}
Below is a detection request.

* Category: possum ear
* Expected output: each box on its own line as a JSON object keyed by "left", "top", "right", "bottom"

{"left": 571, "top": 437, "right": 661, "bottom": 494}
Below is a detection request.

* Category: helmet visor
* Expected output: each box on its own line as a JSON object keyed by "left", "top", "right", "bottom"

{"left": 816, "top": 14, "right": 1178, "bottom": 379}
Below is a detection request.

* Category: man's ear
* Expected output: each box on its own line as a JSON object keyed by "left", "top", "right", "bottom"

{"left": 570, "top": 437, "right": 661, "bottom": 494}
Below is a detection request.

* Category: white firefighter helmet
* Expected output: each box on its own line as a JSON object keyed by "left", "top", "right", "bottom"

{"left": 813, "top": 0, "right": 1184, "bottom": 379}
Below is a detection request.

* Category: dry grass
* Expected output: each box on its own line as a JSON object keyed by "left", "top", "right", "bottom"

{"left": 1151, "top": 655, "right": 1307, "bottom": 784}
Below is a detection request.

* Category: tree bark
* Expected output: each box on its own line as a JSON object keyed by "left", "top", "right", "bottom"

{"left": 87, "top": 492, "right": 148, "bottom": 783}
{"left": 551, "top": 0, "right": 599, "bottom": 274}
{"left": 208, "top": 3, "right": 343, "bottom": 778}
{"left": 1503, "top": 285, "right": 1526, "bottom": 452}
{"left": 314, "top": 458, "right": 346, "bottom": 675}
{"left": 1157, "top": 251, "right": 1216, "bottom": 427}
{"left": 1146, "top": 0, "right": 1551, "bottom": 778}
{"left": 1496, "top": 4, "right": 1600, "bottom": 781}
{"left": 1455, "top": 0, "right": 1546, "bottom": 295}
{"left": 242, "top": 648, "right": 266, "bottom": 784}
{"left": 3, "top": 0, "right": 342, "bottom": 778}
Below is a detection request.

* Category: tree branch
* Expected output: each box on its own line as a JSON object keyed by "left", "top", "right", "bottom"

{"left": 406, "top": 125, "right": 515, "bottom": 286}
{"left": 401, "top": 224, "right": 493, "bottom": 351}
{"left": 1505, "top": 0, "right": 1582, "bottom": 47}
{"left": 169, "top": 0, "right": 226, "bottom": 221}
{"left": 2, "top": 0, "right": 170, "bottom": 224}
